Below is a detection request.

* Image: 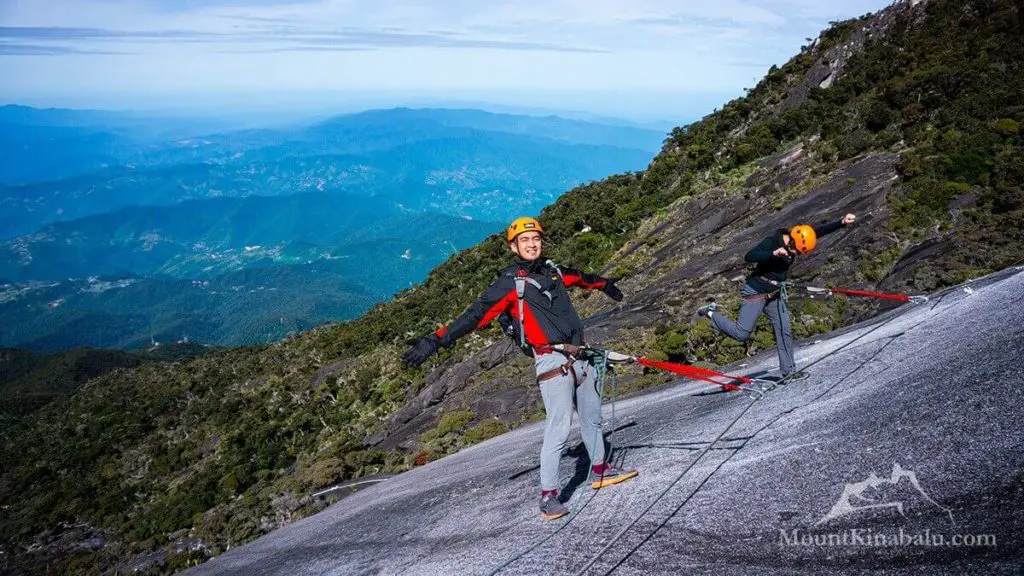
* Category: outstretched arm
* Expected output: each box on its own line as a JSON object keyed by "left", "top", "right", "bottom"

{"left": 815, "top": 213, "right": 856, "bottom": 238}
{"left": 559, "top": 266, "right": 623, "bottom": 301}
{"left": 402, "top": 276, "right": 515, "bottom": 367}
{"left": 559, "top": 266, "right": 608, "bottom": 290}
{"left": 435, "top": 277, "right": 516, "bottom": 346}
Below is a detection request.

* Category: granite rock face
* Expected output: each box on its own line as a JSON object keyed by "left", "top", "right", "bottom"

{"left": 188, "top": 268, "right": 1024, "bottom": 576}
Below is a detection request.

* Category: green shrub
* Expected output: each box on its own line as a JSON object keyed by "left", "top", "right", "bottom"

{"left": 836, "top": 129, "right": 874, "bottom": 159}
{"left": 464, "top": 419, "right": 508, "bottom": 445}
{"left": 865, "top": 100, "right": 893, "bottom": 132}
{"left": 436, "top": 410, "right": 475, "bottom": 437}
{"left": 991, "top": 118, "right": 1020, "bottom": 136}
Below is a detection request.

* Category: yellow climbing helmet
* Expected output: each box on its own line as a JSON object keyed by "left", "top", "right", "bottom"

{"left": 789, "top": 224, "right": 817, "bottom": 254}
{"left": 507, "top": 217, "right": 544, "bottom": 243}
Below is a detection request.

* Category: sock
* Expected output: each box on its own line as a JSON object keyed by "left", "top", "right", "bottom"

{"left": 592, "top": 462, "right": 611, "bottom": 475}
{"left": 541, "top": 489, "right": 558, "bottom": 498}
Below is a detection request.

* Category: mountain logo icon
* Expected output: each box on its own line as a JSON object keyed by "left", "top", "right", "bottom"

{"left": 816, "top": 463, "right": 954, "bottom": 527}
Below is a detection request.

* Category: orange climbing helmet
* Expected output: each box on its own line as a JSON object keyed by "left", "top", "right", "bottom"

{"left": 507, "top": 217, "right": 544, "bottom": 243}
{"left": 789, "top": 224, "right": 817, "bottom": 254}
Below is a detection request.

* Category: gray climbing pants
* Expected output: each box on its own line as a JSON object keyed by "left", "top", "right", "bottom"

{"left": 710, "top": 283, "right": 796, "bottom": 376}
{"left": 536, "top": 351, "right": 605, "bottom": 491}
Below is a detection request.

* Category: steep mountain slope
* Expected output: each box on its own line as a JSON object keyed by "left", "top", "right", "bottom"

{"left": 0, "top": 347, "right": 46, "bottom": 386}
{"left": 1, "top": 0, "right": 1022, "bottom": 573}
{"left": 0, "top": 344, "right": 209, "bottom": 420}
{"left": 0, "top": 347, "right": 143, "bottom": 415}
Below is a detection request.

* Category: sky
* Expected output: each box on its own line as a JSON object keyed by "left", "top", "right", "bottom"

{"left": 0, "top": 0, "right": 892, "bottom": 122}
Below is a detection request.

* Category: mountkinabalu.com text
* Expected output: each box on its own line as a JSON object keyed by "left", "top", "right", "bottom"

{"left": 780, "top": 528, "right": 996, "bottom": 547}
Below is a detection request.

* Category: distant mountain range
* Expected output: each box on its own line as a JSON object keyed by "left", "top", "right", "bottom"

{"left": 0, "top": 107, "right": 660, "bottom": 238}
{"left": 0, "top": 193, "right": 496, "bottom": 281}
{"left": 0, "top": 266, "right": 378, "bottom": 352}
{"left": 0, "top": 104, "right": 250, "bottom": 185}
{"left": 0, "top": 201, "right": 499, "bottom": 351}
{"left": 1, "top": 106, "right": 656, "bottom": 350}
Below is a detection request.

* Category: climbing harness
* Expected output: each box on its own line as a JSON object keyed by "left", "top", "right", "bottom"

{"left": 502, "top": 261, "right": 566, "bottom": 355}
{"left": 511, "top": 270, "right": 550, "bottom": 349}
{"left": 545, "top": 259, "right": 566, "bottom": 283}
{"left": 744, "top": 279, "right": 793, "bottom": 303}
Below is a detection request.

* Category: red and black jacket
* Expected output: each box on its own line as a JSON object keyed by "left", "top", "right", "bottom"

{"left": 434, "top": 259, "right": 609, "bottom": 351}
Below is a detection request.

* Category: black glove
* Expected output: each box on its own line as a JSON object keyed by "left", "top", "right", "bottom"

{"left": 602, "top": 277, "right": 624, "bottom": 302}
{"left": 401, "top": 334, "right": 440, "bottom": 367}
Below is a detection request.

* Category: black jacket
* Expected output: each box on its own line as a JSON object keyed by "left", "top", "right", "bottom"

{"left": 745, "top": 220, "right": 844, "bottom": 293}
{"left": 434, "top": 259, "right": 609, "bottom": 350}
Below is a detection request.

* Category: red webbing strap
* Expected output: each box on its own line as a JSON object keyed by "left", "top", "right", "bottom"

{"left": 830, "top": 288, "right": 910, "bottom": 302}
{"left": 636, "top": 357, "right": 751, "bottom": 391}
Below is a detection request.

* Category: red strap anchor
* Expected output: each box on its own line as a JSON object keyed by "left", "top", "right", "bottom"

{"left": 635, "top": 357, "right": 751, "bottom": 392}
{"left": 805, "top": 286, "right": 928, "bottom": 304}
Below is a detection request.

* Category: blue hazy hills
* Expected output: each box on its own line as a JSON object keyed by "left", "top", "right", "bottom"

{"left": 0, "top": 105, "right": 663, "bottom": 351}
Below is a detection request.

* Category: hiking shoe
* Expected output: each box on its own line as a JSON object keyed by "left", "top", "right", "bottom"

{"left": 779, "top": 371, "right": 810, "bottom": 384}
{"left": 591, "top": 465, "right": 639, "bottom": 489}
{"left": 694, "top": 299, "right": 717, "bottom": 319}
{"left": 744, "top": 340, "right": 757, "bottom": 357}
{"left": 539, "top": 493, "right": 569, "bottom": 520}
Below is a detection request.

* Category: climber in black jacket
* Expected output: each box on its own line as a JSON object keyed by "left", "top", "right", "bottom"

{"left": 696, "top": 213, "right": 857, "bottom": 382}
